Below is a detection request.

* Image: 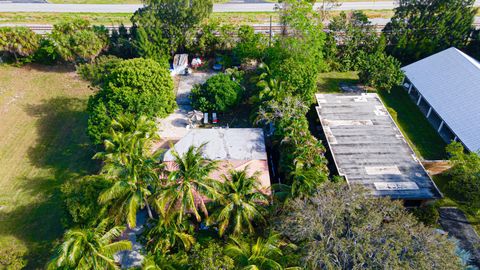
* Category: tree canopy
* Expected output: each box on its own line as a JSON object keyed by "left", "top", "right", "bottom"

{"left": 275, "top": 182, "right": 463, "bottom": 269}
{"left": 191, "top": 73, "right": 243, "bottom": 113}
{"left": 383, "top": 0, "right": 477, "bottom": 63}
{"left": 0, "top": 27, "right": 40, "bottom": 62}
{"left": 87, "top": 58, "right": 175, "bottom": 144}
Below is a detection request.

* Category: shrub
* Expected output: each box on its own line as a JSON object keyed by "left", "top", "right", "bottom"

{"left": 133, "top": 26, "right": 170, "bottom": 68}
{"left": 447, "top": 141, "right": 480, "bottom": 210}
{"left": 191, "top": 73, "right": 243, "bottom": 112}
{"left": 34, "top": 38, "right": 60, "bottom": 65}
{"left": 0, "top": 245, "right": 27, "bottom": 270}
{"left": 0, "top": 26, "right": 40, "bottom": 63}
{"left": 77, "top": 55, "right": 123, "bottom": 86}
{"left": 50, "top": 19, "right": 108, "bottom": 63}
{"left": 357, "top": 51, "right": 404, "bottom": 90}
{"left": 411, "top": 204, "right": 440, "bottom": 225}
{"left": 233, "top": 25, "right": 267, "bottom": 61}
{"left": 87, "top": 58, "right": 175, "bottom": 144}
{"left": 108, "top": 24, "right": 135, "bottom": 59}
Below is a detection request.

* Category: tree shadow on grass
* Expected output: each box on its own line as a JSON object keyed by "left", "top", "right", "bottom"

{"left": 0, "top": 97, "right": 99, "bottom": 268}
{"left": 317, "top": 74, "right": 359, "bottom": 93}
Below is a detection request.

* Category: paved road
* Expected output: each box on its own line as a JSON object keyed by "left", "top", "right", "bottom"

{"left": 3, "top": 1, "right": 479, "bottom": 13}
{"left": 439, "top": 207, "right": 480, "bottom": 268}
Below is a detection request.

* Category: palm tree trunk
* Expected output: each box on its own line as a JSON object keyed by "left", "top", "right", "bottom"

{"left": 144, "top": 198, "right": 154, "bottom": 220}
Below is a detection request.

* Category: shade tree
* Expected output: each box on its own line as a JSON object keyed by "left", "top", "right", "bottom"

{"left": 0, "top": 26, "right": 40, "bottom": 63}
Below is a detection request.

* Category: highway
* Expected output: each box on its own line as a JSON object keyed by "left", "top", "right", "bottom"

{"left": 1, "top": 1, "right": 479, "bottom": 13}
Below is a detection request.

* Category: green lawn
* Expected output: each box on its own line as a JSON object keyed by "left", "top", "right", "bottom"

{"left": 0, "top": 64, "right": 97, "bottom": 268}
{"left": 317, "top": 71, "right": 359, "bottom": 92}
{"left": 378, "top": 87, "right": 447, "bottom": 160}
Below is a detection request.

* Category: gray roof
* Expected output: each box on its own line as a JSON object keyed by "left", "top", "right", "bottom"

{"left": 163, "top": 128, "right": 267, "bottom": 161}
{"left": 402, "top": 47, "right": 480, "bottom": 152}
{"left": 316, "top": 93, "right": 441, "bottom": 200}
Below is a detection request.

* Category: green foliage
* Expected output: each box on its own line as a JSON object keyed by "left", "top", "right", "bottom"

{"left": 447, "top": 142, "right": 480, "bottom": 210}
{"left": 225, "top": 234, "right": 299, "bottom": 270}
{"left": 327, "top": 11, "right": 382, "bottom": 71}
{"left": 48, "top": 219, "right": 131, "bottom": 269}
{"left": 50, "top": 19, "right": 108, "bottom": 63}
{"left": 61, "top": 175, "right": 111, "bottom": 226}
{"left": 191, "top": 73, "right": 243, "bottom": 112}
{"left": 77, "top": 55, "right": 123, "bottom": 86}
{"left": 411, "top": 204, "right": 440, "bottom": 226}
{"left": 276, "top": 182, "right": 463, "bottom": 269}
{"left": 0, "top": 246, "right": 27, "bottom": 270}
{"left": 133, "top": 27, "right": 170, "bottom": 68}
{"left": 95, "top": 114, "right": 160, "bottom": 228}
{"left": 155, "top": 144, "right": 219, "bottom": 224}
{"left": 186, "top": 21, "right": 237, "bottom": 56}
{"left": 384, "top": 0, "right": 477, "bottom": 63}
{"left": 189, "top": 242, "right": 235, "bottom": 270}
{"left": 132, "top": 0, "right": 213, "bottom": 55}
{"left": 234, "top": 25, "right": 267, "bottom": 61}
{"left": 87, "top": 58, "right": 175, "bottom": 144}
{"left": 34, "top": 38, "right": 60, "bottom": 65}
{"left": 357, "top": 51, "right": 405, "bottom": 90}
{"left": 0, "top": 26, "right": 40, "bottom": 63}
{"left": 207, "top": 169, "right": 269, "bottom": 237}
{"left": 108, "top": 24, "right": 135, "bottom": 59}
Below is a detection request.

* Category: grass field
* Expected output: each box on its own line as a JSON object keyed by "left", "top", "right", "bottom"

{"left": 0, "top": 64, "right": 97, "bottom": 268}
{"left": 378, "top": 87, "right": 447, "bottom": 160}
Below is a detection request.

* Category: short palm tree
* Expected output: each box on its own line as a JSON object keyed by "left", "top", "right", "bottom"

{"left": 256, "top": 63, "right": 287, "bottom": 102}
{"left": 225, "top": 234, "right": 299, "bottom": 270}
{"left": 144, "top": 213, "right": 196, "bottom": 254}
{"left": 48, "top": 220, "right": 131, "bottom": 270}
{"left": 208, "top": 169, "right": 268, "bottom": 237}
{"left": 155, "top": 144, "right": 219, "bottom": 224}
{"left": 95, "top": 114, "right": 161, "bottom": 228}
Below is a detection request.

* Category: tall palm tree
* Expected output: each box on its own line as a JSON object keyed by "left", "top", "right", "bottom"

{"left": 95, "top": 114, "right": 161, "bottom": 228}
{"left": 155, "top": 143, "right": 219, "bottom": 224}
{"left": 48, "top": 220, "right": 131, "bottom": 270}
{"left": 207, "top": 169, "right": 268, "bottom": 237}
{"left": 225, "top": 234, "right": 299, "bottom": 270}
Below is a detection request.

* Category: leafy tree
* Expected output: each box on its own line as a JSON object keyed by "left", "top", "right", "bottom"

{"left": 50, "top": 19, "right": 108, "bottom": 62}
{"left": 188, "top": 242, "right": 235, "bottom": 270}
{"left": 0, "top": 26, "right": 40, "bottom": 63}
{"left": 132, "top": 0, "right": 213, "bottom": 55}
{"left": 108, "top": 24, "right": 135, "bottom": 59}
{"left": 156, "top": 144, "right": 219, "bottom": 224}
{"left": 77, "top": 55, "right": 123, "bottom": 86}
{"left": 357, "top": 51, "right": 405, "bottom": 90}
{"left": 234, "top": 25, "right": 267, "bottom": 61}
{"left": 275, "top": 182, "right": 463, "bottom": 269}
{"left": 95, "top": 115, "right": 160, "bottom": 228}
{"left": 61, "top": 175, "right": 111, "bottom": 226}
{"left": 383, "top": 0, "right": 476, "bottom": 63}
{"left": 48, "top": 220, "right": 131, "bottom": 269}
{"left": 187, "top": 21, "right": 238, "bottom": 56}
{"left": 225, "top": 234, "right": 299, "bottom": 270}
{"left": 191, "top": 73, "right": 243, "bottom": 112}
{"left": 34, "top": 37, "right": 60, "bottom": 65}
{"left": 447, "top": 142, "right": 480, "bottom": 210}
{"left": 328, "top": 11, "right": 381, "bottom": 71}
{"left": 207, "top": 169, "right": 269, "bottom": 237}
{"left": 133, "top": 26, "right": 170, "bottom": 67}
{"left": 87, "top": 58, "right": 175, "bottom": 144}
{"left": 273, "top": 57, "right": 319, "bottom": 103}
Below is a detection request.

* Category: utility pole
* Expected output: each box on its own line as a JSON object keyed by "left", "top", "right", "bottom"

{"left": 269, "top": 15, "right": 273, "bottom": 47}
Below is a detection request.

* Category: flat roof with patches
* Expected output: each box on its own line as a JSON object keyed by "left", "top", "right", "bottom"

{"left": 316, "top": 93, "right": 441, "bottom": 200}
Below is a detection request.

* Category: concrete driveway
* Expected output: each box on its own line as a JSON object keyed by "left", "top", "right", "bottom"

{"left": 157, "top": 72, "right": 213, "bottom": 141}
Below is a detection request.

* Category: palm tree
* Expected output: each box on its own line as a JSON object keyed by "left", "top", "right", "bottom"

{"left": 48, "top": 220, "right": 131, "bottom": 270}
{"left": 155, "top": 143, "right": 219, "bottom": 224}
{"left": 144, "top": 213, "right": 196, "bottom": 254}
{"left": 256, "top": 63, "right": 287, "bottom": 102}
{"left": 225, "top": 234, "right": 299, "bottom": 270}
{"left": 95, "top": 114, "right": 161, "bottom": 228}
{"left": 207, "top": 169, "right": 268, "bottom": 237}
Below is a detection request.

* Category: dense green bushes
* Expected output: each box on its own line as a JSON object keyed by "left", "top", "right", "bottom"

{"left": 0, "top": 27, "right": 40, "bottom": 63}
{"left": 357, "top": 51, "right": 405, "bottom": 90}
{"left": 77, "top": 55, "right": 123, "bottom": 86}
{"left": 87, "top": 58, "right": 175, "bottom": 144}
{"left": 191, "top": 73, "right": 243, "bottom": 112}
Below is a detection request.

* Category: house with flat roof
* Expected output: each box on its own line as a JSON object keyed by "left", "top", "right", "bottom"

{"left": 402, "top": 47, "right": 480, "bottom": 152}
{"left": 315, "top": 93, "right": 441, "bottom": 205}
{"left": 163, "top": 128, "right": 271, "bottom": 193}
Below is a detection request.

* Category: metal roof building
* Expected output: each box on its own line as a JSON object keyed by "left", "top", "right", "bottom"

{"left": 316, "top": 93, "right": 442, "bottom": 202}
{"left": 402, "top": 47, "right": 480, "bottom": 152}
